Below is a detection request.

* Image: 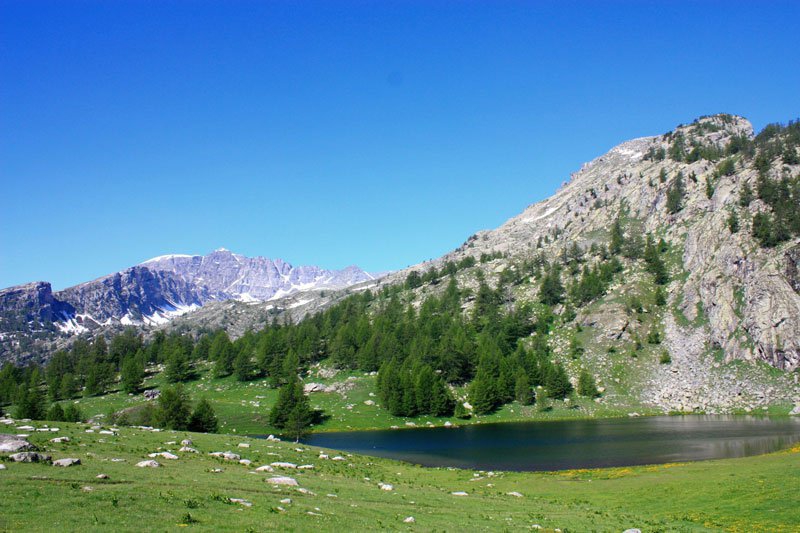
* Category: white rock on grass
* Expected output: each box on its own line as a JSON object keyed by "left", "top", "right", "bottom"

{"left": 136, "top": 460, "right": 160, "bottom": 468}
{"left": 53, "top": 458, "right": 81, "bottom": 467}
{"left": 10, "top": 452, "right": 50, "bottom": 463}
{"left": 50, "top": 437, "right": 70, "bottom": 443}
{"left": 0, "top": 464, "right": 6, "bottom": 470}
{"left": 507, "top": 491, "right": 523, "bottom": 498}
{"left": 297, "top": 464, "right": 314, "bottom": 470}
{"left": 96, "top": 474, "right": 109, "bottom": 479}
{"left": 266, "top": 476, "right": 298, "bottom": 486}
{"left": 403, "top": 517, "right": 416, "bottom": 523}
{"left": 238, "top": 443, "right": 250, "bottom": 448}
{"left": 451, "top": 491, "right": 469, "bottom": 496}
{"left": 270, "top": 462, "right": 297, "bottom": 469}
{"left": 297, "top": 488, "right": 316, "bottom": 495}
{"left": 280, "top": 498, "right": 292, "bottom": 504}
{"left": 180, "top": 439, "right": 193, "bottom": 446}
{"left": 378, "top": 483, "right": 393, "bottom": 491}
{"left": 331, "top": 456, "right": 346, "bottom": 461}
{"left": 210, "top": 452, "right": 241, "bottom": 461}
{"left": 148, "top": 452, "right": 178, "bottom": 460}
{"left": 179, "top": 446, "right": 198, "bottom": 453}
{"left": 229, "top": 498, "right": 252, "bottom": 507}
{"left": 255, "top": 465, "right": 275, "bottom": 472}
{"left": 239, "top": 459, "right": 252, "bottom": 466}
{"left": 0, "top": 434, "right": 35, "bottom": 453}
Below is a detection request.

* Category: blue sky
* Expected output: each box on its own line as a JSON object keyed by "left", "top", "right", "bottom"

{"left": 1, "top": 1, "right": 798, "bottom": 290}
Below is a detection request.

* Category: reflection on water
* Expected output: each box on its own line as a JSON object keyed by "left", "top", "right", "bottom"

{"left": 298, "top": 415, "right": 800, "bottom": 471}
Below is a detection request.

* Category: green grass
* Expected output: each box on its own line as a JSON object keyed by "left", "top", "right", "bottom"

{"left": 67, "top": 364, "right": 650, "bottom": 437}
{"left": 1, "top": 422, "right": 798, "bottom": 532}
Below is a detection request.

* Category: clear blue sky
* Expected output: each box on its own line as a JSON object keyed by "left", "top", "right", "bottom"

{"left": 1, "top": 1, "right": 798, "bottom": 290}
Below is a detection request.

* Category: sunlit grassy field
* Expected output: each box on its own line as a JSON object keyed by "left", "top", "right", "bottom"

{"left": 1, "top": 422, "right": 798, "bottom": 532}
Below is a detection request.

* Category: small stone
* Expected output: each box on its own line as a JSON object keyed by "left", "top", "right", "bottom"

{"left": 297, "top": 464, "right": 314, "bottom": 470}
{"left": 451, "top": 491, "right": 468, "bottom": 496}
{"left": 403, "top": 517, "right": 415, "bottom": 524}
{"left": 179, "top": 446, "right": 198, "bottom": 453}
{"left": 238, "top": 443, "right": 250, "bottom": 448}
{"left": 136, "top": 460, "right": 160, "bottom": 468}
{"left": 50, "top": 437, "right": 70, "bottom": 443}
{"left": 331, "top": 456, "right": 346, "bottom": 461}
{"left": 507, "top": 491, "right": 523, "bottom": 497}
{"left": 229, "top": 498, "right": 252, "bottom": 507}
{"left": 96, "top": 474, "right": 109, "bottom": 479}
{"left": 239, "top": 459, "right": 252, "bottom": 466}
{"left": 255, "top": 465, "right": 275, "bottom": 472}
{"left": 379, "top": 483, "right": 393, "bottom": 491}
{"left": 81, "top": 486, "right": 93, "bottom": 492}
{"left": 0, "top": 464, "right": 6, "bottom": 470}
{"left": 280, "top": 498, "right": 292, "bottom": 504}
{"left": 297, "top": 487, "right": 316, "bottom": 495}
{"left": 270, "top": 462, "right": 297, "bottom": 469}
{"left": 53, "top": 458, "right": 81, "bottom": 467}
{"left": 180, "top": 439, "right": 193, "bottom": 446}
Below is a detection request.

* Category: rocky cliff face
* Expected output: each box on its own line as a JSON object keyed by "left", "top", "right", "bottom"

{"left": 0, "top": 250, "right": 375, "bottom": 362}
{"left": 425, "top": 114, "right": 799, "bottom": 372}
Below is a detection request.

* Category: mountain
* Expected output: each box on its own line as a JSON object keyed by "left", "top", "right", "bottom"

{"left": 0, "top": 250, "right": 376, "bottom": 363}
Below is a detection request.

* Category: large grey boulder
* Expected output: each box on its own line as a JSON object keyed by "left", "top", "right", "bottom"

{"left": 266, "top": 476, "right": 298, "bottom": 486}
{"left": 0, "top": 434, "right": 35, "bottom": 453}
{"left": 10, "top": 452, "right": 51, "bottom": 463}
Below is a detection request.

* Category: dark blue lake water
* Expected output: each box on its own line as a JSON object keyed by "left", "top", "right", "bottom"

{"left": 300, "top": 415, "right": 800, "bottom": 471}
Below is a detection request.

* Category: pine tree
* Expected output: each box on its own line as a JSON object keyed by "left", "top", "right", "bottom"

{"left": 47, "top": 402, "right": 65, "bottom": 421}
{"left": 269, "top": 377, "right": 312, "bottom": 430}
{"left": 121, "top": 355, "right": 145, "bottom": 393}
{"left": 577, "top": 370, "right": 600, "bottom": 398}
{"left": 233, "top": 350, "right": 255, "bottom": 382}
{"left": 165, "top": 346, "right": 191, "bottom": 383}
{"left": 545, "top": 364, "right": 572, "bottom": 400}
{"left": 155, "top": 384, "right": 191, "bottom": 430}
{"left": 514, "top": 370, "right": 533, "bottom": 405}
{"left": 14, "top": 383, "right": 45, "bottom": 419}
{"left": 188, "top": 398, "right": 218, "bottom": 433}
{"left": 284, "top": 403, "right": 314, "bottom": 442}
{"left": 666, "top": 173, "right": 685, "bottom": 214}
{"left": 539, "top": 267, "right": 565, "bottom": 306}
{"left": 63, "top": 403, "right": 84, "bottom": 423}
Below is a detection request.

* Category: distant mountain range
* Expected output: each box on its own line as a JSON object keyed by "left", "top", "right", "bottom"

{"left": 0, "top": 249, "right": 376, "bottom": 362}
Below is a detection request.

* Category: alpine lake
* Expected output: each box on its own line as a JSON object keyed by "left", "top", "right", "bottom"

{"left": 297, "top": 415, "right": 800, "bottom": 471}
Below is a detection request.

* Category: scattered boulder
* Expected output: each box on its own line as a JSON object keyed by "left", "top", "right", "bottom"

{"left": 507, "top": 491, "right": 523, "bottom": 498}
{"left": 304, "top": 382, "right": 330, "bottom": 393}
{"left": 239, "top": 459, "right": 252, "bottom": 466}
{"left": 280, "top": 498, "right": 292, "bottom": 504}
{"left": 179, "top": 446, "right": 198, "bottom": 453}
{"left": 53, "top": 458, "right": 81, "bottom": 467}
{"left": 378, "top": 483, "right": 394, "bottom": 491}
{"left": 266, "top": 476, "right": 298, "bottom": 486}
{"left": 331, "top": 456, "right": 346, "bottom": 461}
{"left": 50, "top": 437, "right": 70, "bottom": 444}
{"left": 238, "top": 443, "right": 250, "bottom": 448}
{"left": 790, "top": 404, "right": 800, "bottom": 416}
{"left": 265, "top": 435, "right": 280, "bottom": 442}
{"left": 296, "top": 487, "right": 316, "bottom": 495}
{"left": 180, "top": 439, "right": 193, "bottom": 446}
{"left": 136, "top": 460, "right": 160, "bottom": 468}
{"left": 0, "top": 464, "right": 6, "bottom": 470}
{"left": 270, "top": 461, "right": 297, "bottom": 469}
{"left": 148, "top": 452, "right": 178, "bottom": 460}
{"left": 229, "top": 498, "right": 252, "bottom": 507}
{"left": 10, "top": 452, "right": 50, "bottom": 463}
{"left": 0, "top": 434, "right": 35, "bottom": 453}
{"left": 451, "top": 491, "right": 468, "bottom": 496}
{"left": 255, "top": 465, "right": 275, "bottom": 472}
{"left": 143, "top": 389, "right": 160, "bottom": 400}
{"left": 297, "top": 464, "right": 314, "bottom": 470}
{"left": 210, "top": 452, "right": 241, "bottom": 461}
{"left": 404, "top": 517, "right": 416, "bottom": 524}
{"left": 96, "top": 474, "right": 109, "bottom": 479}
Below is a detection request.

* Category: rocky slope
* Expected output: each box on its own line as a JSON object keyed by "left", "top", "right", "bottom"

{"left": 0, "top": 250, "right": 375, "bottom": 363}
